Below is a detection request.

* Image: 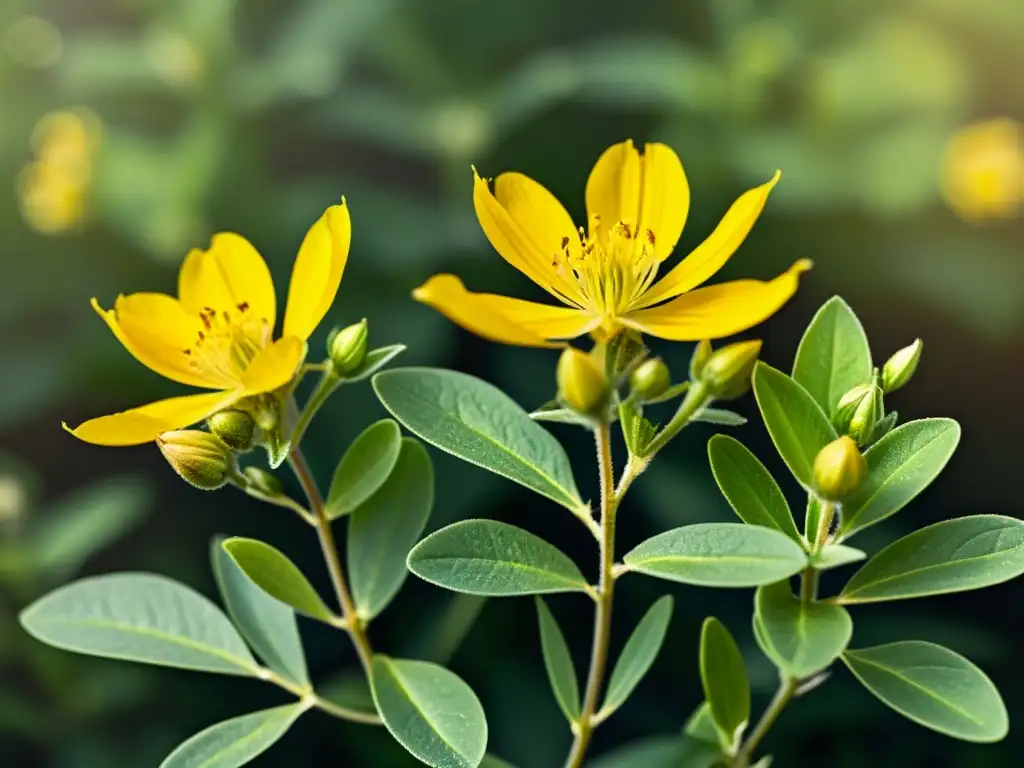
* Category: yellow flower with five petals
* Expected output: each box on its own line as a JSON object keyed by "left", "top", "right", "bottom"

{"left": 64, "top": 202, "right": 351, "bottom": 446}
{"left": 415, "top": 140, "right": 810, "bottom": 346}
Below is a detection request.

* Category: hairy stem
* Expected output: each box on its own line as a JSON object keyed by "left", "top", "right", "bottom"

{"left": 263, "top": 667, "right": 381, "bottom": 725}
{"left": 564, "top": 423, "right": 618, "bottom": 768}
{"left": 733, "top": 676, "right": 798, "bottom": 766}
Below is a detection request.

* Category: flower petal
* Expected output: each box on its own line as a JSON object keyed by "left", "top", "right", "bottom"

{"left": 241, "top": 336, "right": 307, "bottom": 395}
{"left": 624, "top": 259, "right": 812, "bottom": 341}
{"left": 414, "top": 274, "right": 595, "bottom": 348}
{"left": 635, "top": 171, "right": 781, "bottom": 309}
{"left": 282, "top": 201, "right": 351, "bottom": 341}
{"left": 94, "top": 295, "right": 225, "bottom": 389}
{"left": 474, "top": 170, "right": 584, "bottom": 305}
{"left": 63, "top": 390, "right": 241, "bottom": 447}
{"left": 179, "top": 233, "right": 276, "bottom": 328}
{"left": 585, "top": 141, "right": 690, "bottom": 265}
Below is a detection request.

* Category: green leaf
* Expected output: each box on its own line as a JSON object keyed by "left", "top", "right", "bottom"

{"left": 839, "top": 419, "right": 961, "bottom": 537}
{"left": 480, "top": 756, "right": 517, "bottom": 768}
{"left": 754, "top": 580, "right": 852, "bottom": 677}
{"left": 348, "top": 439, "right": 434, "bottom": 618}
{"left": 839, "top": 515, "right": 1024, "bottom": 604}
{"left": 221, "top": 539, "right": 334, "bottom": 623}
{"left": 535, "top": 598, "right": 580, "bottom": 722}
{"left": 600, "top": 595, "right": 674, "bottom": 717}
{"left": 408, "top": 520, "right": 589, "bottom": 596}
{"left": 811, "top": 544, "right": 866, "bottom": 571}
{"left": 19, "top": 573, "right": 258, "bottom": 676}
{"left": 587, "top": 735, "right": 719, "bottom": 768}
{"left": 326, "top": 419, "right": 402, "bottom": 520}
{"left": 708, "top": 435, "right": 800, "bottom": 542}
{"left": 342, "top": 343, "right": 406, "bottom": 383}
{"left": 371, "top": 656, "right": 488, "bottom": 768}
{"left": 373, "top": 368, "right": 583, "bottom": 511}
{"left": 683, "top": 701, "right": 720, "bottom": 745}
{"left": 842, "top": 642, "right": 1008, "bottom": 742}
{"left": 159, "top": 703, "right": 306, "bottom": 768}
{"left": 792, "top": 296, "right": 873, "bottom": 415}
{"left": 210, "top": 538, "right": 308, "bottom": 685}
{"left": 622, "top": 523, "right": 807, "bottom": 587}
{"left": 530, "top": 401, "right": 595, "bottom": 427}
{"left": 752, "top": 363, "right": 838, "bottom": 488}
{"left": 699, "top": 618, "right": 750, "bottom": 749}
{"left": 693, "top": 408, "right": 747, "bottom": 427}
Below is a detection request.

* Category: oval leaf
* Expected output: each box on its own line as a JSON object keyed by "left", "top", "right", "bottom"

{"left": 708, "top": 435, "right": 800, "bottom": 542}
{"left": 811, "top": 543, "right": 866, "bottom": 571}
{"left": 842, "top": 642, "right": 1008, "bottom": 742}
{"left": 211, "top": 538, "right": 308, "bottom": 685}
{"left": 839, "top": 515, "right": 1024, "bottom": 604}
{"left": 222, "top": 539, "right": 334, "bottom": 622}
{"left": 408, "top": 520, "right": 589, "bottom": 596}
{"left": 349, "top": 438, "right": 434, "bottom": 618}
{"left": 754, "top": 581, "right": 852, "bottom": 677}
{"left": 600, "top": 595, "right": 674, "bottom": 717}
{"left": 792, "top": 297, "right": 873, "bottom": 415}
{"left": 371, "top": 656, "right": 488, "bottom": 768}
{"left": 840, "top": 419, "right": 961, "bottom": 537}
{"left": 326, "top": 419, "right": 403, "bottom": 519}
{"left": 622, "top": 523, "right": 807, "bottom": 588}
{"left": 373, "top": 368, "right": 583, "bottom": 511}
{"left": 753, "top": 363, "right": 838, "bottom": 488}
{"left": 342, "top": 343, "right": 406, "bottom": 383}
{"left": 535, "top": 598, "right": 580, "bottom": 722}
{"left": 159, "top": 704, "right": 306, "bottom": 768}
{"left": 19, "top": 573, "right": 257, "bottom": 676}
{"left": 700, "top": 617, "right": 750, "bottom": 748}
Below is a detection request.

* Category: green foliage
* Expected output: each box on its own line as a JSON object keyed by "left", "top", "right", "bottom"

{"left": 535, "top": 598, "right": 581, "bottom": 722}
{"left": 699, "top": 617, "right": 750, "bottom": 749}
{"left": 708, "top": 435, "right": 800, "bottom": 541}
{"left": 339, "top": 344, "right": 408, "bottom": 383}
{"left": 373, "top": 368, "right": 583, "bottom": 511}
{"left": 370, "top": 656, "right": 488, "bottom": 768}
{"left": 842, "top": 642, "right": 1008, "bottom": 742}
{"left": 810, "top": 543, "right": 866, "bottom": 571}
{"left": 587, "top": 735, "right": 718, "bottom": 768}
{"left": 752, "top": 363, "right": 838, "bottom": 489}
{"left": 326, "top": 419, "right": 403, "bottom": 520}
{"left": 600, "top": 595, "right": 674, "bottom": 718}
{"left": 622, "top": 523, "right": 808, "bottom": 587}
{"left": 348, "top": 438, "right": 434, "bottom": 618}
{"left": 159, "top": 704, "right": 307, "bottom": 768}
{"left": 839, "top": 418, "right": 961, "bottom": 537}
{"left": 754, "top": 580, "right": 852, "bottom": 677}
{"left": 408, "top": 520, "right": 589, "bottom": 596}
{"left": 792, "top": 297, "right": 873, "bottom": 416}
{"left": 20, "top": 573, "right": 258, "bottom": 676}
{"left": 222, "top": 538, "right": 334, "bottom": 623}
{"left": 839, "top": 516, "right": 1024, "bottom": 604}
{"left": 211, "top": 539, "right": 308, "bottom": 686}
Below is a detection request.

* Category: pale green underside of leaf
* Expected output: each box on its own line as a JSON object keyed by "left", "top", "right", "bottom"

{"left": 159, "top": 704, "right": 306, "bottom": 768}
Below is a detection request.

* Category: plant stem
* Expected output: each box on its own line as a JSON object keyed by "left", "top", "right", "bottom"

{"left": 288, "top": 446, "right": 374, "bottom": 675}
{"left": 641, "top": 381, "right": 712, "bottom": 458}
{"left": 814, "top": 500, "right": 836, "bottom": 553}
{"left": 733, "top": 676, "right": 798, "bottom": 767}
{"left": 289, "top": 370, "right": 341, "bottom": 450}
{"left": 564, "top": 423, "right": 618, "bottom": 768}
{"left": 262, "top": 667, "right": 381, "bottom": 725}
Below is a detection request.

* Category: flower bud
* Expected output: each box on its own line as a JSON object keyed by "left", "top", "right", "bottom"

{"left": 327, "top": 319, "right": 369, "bottom": 374}
{"left": 557, "top": 347, "right": 607, "bottom": 415}
{"left": 242, "top": 466, "right": 283, "bottom": 498}
{"left": 881, "top": 339, "right": 922, "bottom": 394}
{"left": 207, "top": 410, "right": 256, "bottom": 452}
{"left": 689, "top": 340, "right": 712, "bottom": 381}
{"left": 847, "top": 383, "right": 884, "bottom": 446}
{"left": 699, "top": 340, "right": 762, "bottom": 399}
{"left": 832, "top": 383, "right": 871, "bottom": 432}
{"left": 630, "top": 358, "right": 671, "bottom": 401}
{"left": 813, "top": 436, "right": 867, "bottom": 500}
{"left": 157, "top": 430, "right": 234, "bottom": 490}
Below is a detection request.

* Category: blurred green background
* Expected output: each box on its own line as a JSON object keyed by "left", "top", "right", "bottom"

{"left": 2, "top": 0, "right": 1023, "bottom": 765}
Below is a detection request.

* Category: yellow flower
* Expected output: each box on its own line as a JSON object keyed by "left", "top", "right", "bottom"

{"left": 941, "top": 118, "right": 1023, "bottom": 222}
{"left": 64, "top": 202, "right": 351, "bottom": 446}
{"left": 414, "top": 140, "right": 810, "bottom": 347}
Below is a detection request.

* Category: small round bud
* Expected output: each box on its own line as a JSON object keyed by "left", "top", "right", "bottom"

{"left": 327, "top": 319, "right": 369, "bottom": 375}
{"left": 630, "top": 358, "right": 671, "bottom": 401}
{"left": 689, "top": 340, "right": 713, "bottom": 380}
{"left": 242, "top": 466, "right": 283, "bottom": 497}
{"left": 207, "top": 410, "right": 256, "bottom": 452}
{"left": 813, "top": 436, "right": 867, "bottom": 500}
{"left": 833, "top": 383, "right": 872, "bottom": 431}
{"left": 157, "top": 430, "right": 234, "bottom": 490}
{"left": 847, "top": 383, "right": 884, "bottom": 446}
{"left": 700, "top": 340, "right": 763, "bottom": 400}
{"left": 881, "top": 339, "right": 922, "bottom": 394}
{"left": 557, "top": 347, "right": 607, "bottom": 415}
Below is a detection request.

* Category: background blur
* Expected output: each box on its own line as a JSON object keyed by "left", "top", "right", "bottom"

{"left": 1, "top": 0, "right": 1022, "bottom": 766}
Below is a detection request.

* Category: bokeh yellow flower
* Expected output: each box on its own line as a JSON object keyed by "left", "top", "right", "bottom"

{"left": 415, "top": 140, "right": 810, "bottom": 347}
{"left": 941, "top": 118, "right": 1024, "bottom": 222}
{"left": 64, "top": 202, "right": 351, "bottom": 446}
